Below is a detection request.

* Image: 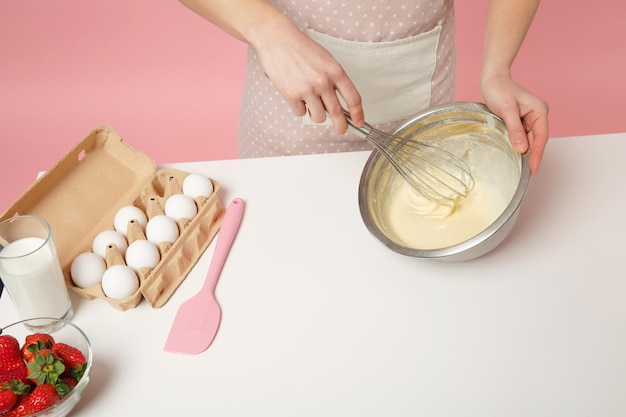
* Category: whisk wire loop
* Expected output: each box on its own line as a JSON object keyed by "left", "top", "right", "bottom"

{"left": 345, "top": 112, "right": 475, "bottom": 206}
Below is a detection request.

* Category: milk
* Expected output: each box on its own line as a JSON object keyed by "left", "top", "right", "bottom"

{"left": 0, "top": 237, "right": 72, "bottom": 320}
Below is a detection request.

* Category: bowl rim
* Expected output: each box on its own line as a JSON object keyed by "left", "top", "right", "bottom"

{"left": 0, "top": 317, "right": 92, "bottom": 417}
{"left": 357, "top": 101, "right": 532, "bottom": 260}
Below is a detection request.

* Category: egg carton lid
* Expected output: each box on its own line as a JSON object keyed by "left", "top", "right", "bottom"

{"left": 0, "top": 126, "right": 156, "bottom": 281}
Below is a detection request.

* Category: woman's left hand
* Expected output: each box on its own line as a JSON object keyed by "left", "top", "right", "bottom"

{"left": 481, "top": 73, "right": 549, "bottom": 174}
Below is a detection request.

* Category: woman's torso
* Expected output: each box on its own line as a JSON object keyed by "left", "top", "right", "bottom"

{"left": 238, "top": 0, "right": 456, "bottom": 158}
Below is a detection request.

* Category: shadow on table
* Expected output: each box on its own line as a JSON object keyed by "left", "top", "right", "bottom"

{"left": 70, "top": 352, "right": 116, "bottom": 415}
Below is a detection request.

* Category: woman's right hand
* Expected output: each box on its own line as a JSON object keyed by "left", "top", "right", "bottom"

{"left": 251, "top": 16, "right": 365, "bottom": 134}
{"left": 178, "top": 0, "right": 364, "bottom": 133}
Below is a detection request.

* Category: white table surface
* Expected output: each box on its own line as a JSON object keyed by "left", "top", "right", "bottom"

{"left": 1, "top": 133, "right": 625, "bottom": 416}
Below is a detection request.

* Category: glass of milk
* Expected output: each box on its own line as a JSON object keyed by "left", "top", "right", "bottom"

{"left": 0, "top": 215, "right": 73, "bottom": 331}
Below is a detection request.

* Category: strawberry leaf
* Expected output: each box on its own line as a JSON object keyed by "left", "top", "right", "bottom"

{"left": 54, "top": 381, "right": 71, "bottom": 398}
{"left": 27, "top": 353, "right": 65, "bottom": 385}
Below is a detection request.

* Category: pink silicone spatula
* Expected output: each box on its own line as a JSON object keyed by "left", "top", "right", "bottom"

{"left": 164, "top": 198, "right": 245, "bottom": 354}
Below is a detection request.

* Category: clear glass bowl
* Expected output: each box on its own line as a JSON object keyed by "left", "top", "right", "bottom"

{"left": 0, "top": 317, "right": 92, "bottom": 417}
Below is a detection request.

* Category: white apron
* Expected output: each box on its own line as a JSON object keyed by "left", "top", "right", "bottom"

{"left": 237, "top": 0, "right": 456, "bottom": 158}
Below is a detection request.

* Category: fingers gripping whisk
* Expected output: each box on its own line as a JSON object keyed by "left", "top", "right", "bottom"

{"left": 345, "top": 111, "right": 475, "bottom": 206}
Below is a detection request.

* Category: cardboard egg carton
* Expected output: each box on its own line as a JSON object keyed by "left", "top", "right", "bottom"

{"left": 0, "top": 126, "right": 224, "bottom": 311}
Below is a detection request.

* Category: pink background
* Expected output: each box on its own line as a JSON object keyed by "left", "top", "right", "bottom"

{"left": 1, "top": 0, "right": 625, "bottom": 211}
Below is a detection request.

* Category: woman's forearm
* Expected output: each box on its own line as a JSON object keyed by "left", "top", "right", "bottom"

{"left": 177, "top": 0, "right": 365, "bottom": 131}
{"left": 481, "top": 0, "right": 541, "bottom": 78}
{"left": 178, "top": 0, "right": 294, "bottom": 47}
{"left": 479, "top": 0, "right": 548, "bottom": 174}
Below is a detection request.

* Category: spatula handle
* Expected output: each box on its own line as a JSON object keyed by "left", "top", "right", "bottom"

{"left": 201, "top": 198, "right": 245, "bottom": 292}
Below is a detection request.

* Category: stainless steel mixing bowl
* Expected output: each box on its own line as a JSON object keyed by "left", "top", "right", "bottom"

{"left": 358, "top": 102, "right": 531, "bottom": 262}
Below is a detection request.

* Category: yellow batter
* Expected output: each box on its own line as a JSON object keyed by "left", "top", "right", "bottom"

{"left": 382, "top": 135, "right": 519, "bottom": 249}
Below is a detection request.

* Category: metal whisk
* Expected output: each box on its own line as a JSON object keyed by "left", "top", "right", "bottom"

{"left": 345, "top": 111, "right": 475, "bottom": 206}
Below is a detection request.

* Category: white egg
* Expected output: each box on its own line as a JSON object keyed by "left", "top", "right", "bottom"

{"left": 145, "top": 215, "right": 179, "bottom": 244}
{"left": 125, "top": 240, "right": 161, "bottom": 272}
{"left": 101, "top": 265, "right": 139, "bottom": 299}
{"left": 164, "top": 194, "right": 197, "bottom": 221}
{"left": 182, "top": 173, "right": 214, "bottom": 199}
{"left": 70, "top": 252, "right": 106, "bottom": 288}
{"left": 113, "top": 205, "right": 148, "bottom": 236}
{"left": 92, "top": 230, "right": 128, "bottom": 258}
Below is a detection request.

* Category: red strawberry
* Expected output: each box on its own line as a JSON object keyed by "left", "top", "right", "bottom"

{"left": 0, "top": 336, "right": 23, "bottom": 372}
{"left": 0, "top": 389, "right": 17, "bottom": 415}
{"left": 2, "top": 396, "right": 28, "bottom": 417}
{"left": 21, "top": 383, "right": 60, "bottom": 415}
{"left": 0, "top": 388, "right": 18, "bottom": 415}
{"left": 0, "top": 366, "right": 29, "bottom": 386}
{"left": 60, "top": 376, "right": 76, "bottom": 390}
{"left": 2, "top": 392, "right": 33, "bottom": 417}
{"left": 0, "top": 380, "right": 30, "bottom": 415}
{"left": 24, "top": 349, "right": 56, "bottom": 365}
{"left": 51, "top": 343, "right": 86, "bottom": 381}
{"left": 25, "top": 351, "right": 64, "bottom": 386}
{"left": 20, "top": 334, "right": 55, "bottom": 362}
